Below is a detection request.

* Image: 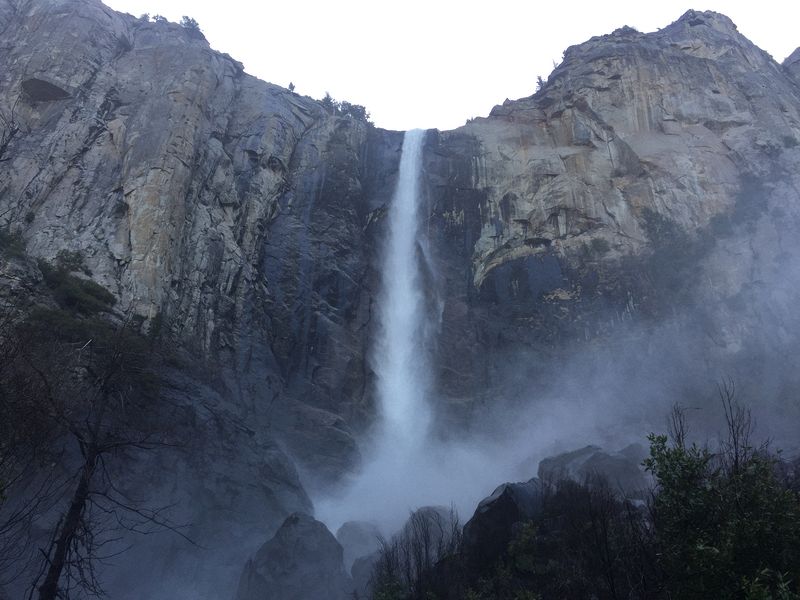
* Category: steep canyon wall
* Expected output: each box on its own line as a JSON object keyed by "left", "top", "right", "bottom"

{"left": 1, "top": 1, "right": 800, "bottom": 596}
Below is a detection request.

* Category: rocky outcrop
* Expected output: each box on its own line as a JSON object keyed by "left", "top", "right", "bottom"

{"left": 351, "top": 553, "right": 379, "bottom": 600}
{"left": 461, "top": 478, "right": 546, "bottom": 568}
{"left": 785, "top": 47, "right": 800, "bottom": 83}
{"left": 430, "top": 11, "right": 800, "bottom": 284}
{"left": 537, "top": 444, "right": 649, "bottom": 498}
{"left": 423, "top": 11, "right": 800, "bottom": 422}
{"left": 336, "top": 520, "right": 382, "bottom": 571}
{"left": 235, "top": 512, "right": 352, "bottom": 600}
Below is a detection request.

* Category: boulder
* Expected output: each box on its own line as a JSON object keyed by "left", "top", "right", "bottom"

{"left": 461, "top": 478, "right": 546, "bottom": 568}
{"left": 335, "top": 520, "right": 381, "bottom": 571}
{"left": 537, "top": 444, "right": 649, "bottom": 497}
{"left": 235, "top": 513, "right": 352, "bottom": 600}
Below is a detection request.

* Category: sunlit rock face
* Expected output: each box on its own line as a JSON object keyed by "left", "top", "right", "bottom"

{"left": 424, "top": 11, "right": 800, "bottom": 417}
{"left": 432, "top": 12, "right": 798, "bottom": 281}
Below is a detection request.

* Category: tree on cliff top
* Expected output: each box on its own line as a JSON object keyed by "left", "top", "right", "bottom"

{"left": 179, "top": 16, "right": 205, "bottom": 40}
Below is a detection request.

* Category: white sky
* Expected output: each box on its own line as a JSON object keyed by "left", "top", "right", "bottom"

{"left": 102, "top": 0, "right": 799, "bottom": 131}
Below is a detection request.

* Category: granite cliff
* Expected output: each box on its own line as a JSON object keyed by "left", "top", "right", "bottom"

{"left": 425, "top": 12, "right": 800, "bottom": 413}
{"left": 1, "top": 1, "right": 799, "bottom": 597}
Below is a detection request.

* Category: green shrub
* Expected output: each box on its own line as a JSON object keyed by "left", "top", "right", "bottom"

{"left": 319, "top": 93, "right": 371, "bottom": 122}
{"left": 38, "top": 259, "right": 116, "bottom": 314}
{"left": 54, "top": 249, "right": 89, "bottom": 274}
{"left": 645, "top": 422, "right": 800, "bottom": 599}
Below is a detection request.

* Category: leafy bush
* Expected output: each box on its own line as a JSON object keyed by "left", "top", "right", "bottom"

{"left": 339, "top": 101, "right": 369, "bottom": 121}
{"left": 645, "top": 400, "right": 800, "bottom": 599}
{"left": 38, "top": 258, "right": 116, "bottom": 314}
{"left": 320, "top": 92, "right": 371, "bottom": 122}
{"left": 180, "top": 16, "right": 200, "bottom": 30}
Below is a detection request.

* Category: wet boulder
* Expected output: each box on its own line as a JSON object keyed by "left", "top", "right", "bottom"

{"left": 537, "top": 444, "right": 649, "bottom": 498}
{"left": 235, "top": 512, "right": 352, "bottom": 600}
{"left": 461, "top": 478, "right": 546, "bottom": 568}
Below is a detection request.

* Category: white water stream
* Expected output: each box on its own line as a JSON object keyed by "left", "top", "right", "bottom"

{"left": 374, "top": 128, "right": 432, "bottom": 448}
{"left": 315, "top": 129, "right": 442, "bottom": 532}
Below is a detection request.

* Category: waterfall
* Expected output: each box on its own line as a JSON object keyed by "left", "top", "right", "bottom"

{"left": 374, "top": 128, "right": 431, "bottom": 447}
{"left": 316, "top": 129, "right": 441, "bottom": 532}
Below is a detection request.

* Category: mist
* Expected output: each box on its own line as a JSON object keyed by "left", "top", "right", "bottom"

{"left": 314, "top": 173, "right": 800, "bottom": 538}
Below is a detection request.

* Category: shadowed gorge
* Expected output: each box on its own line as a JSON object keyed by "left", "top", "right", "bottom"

{"left": 1, "top": 1, "right": 800, "bottom": 598}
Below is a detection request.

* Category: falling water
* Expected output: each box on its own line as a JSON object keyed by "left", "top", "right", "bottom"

{"left": 374, "top": 128, "right": 431, "bottom": 447}
{"left": 316, "top": 129, "right": 441, "bottom": 531}
{"left": 316, "top": 129, "right": 535, "bottom": 534}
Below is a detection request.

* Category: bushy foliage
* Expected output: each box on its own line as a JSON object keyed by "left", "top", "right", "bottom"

{"left": 320, "top": 92, "right": 371, "bottom": 122}
{"left": 180, "top": 16, "right": 200, "bottom": 31}
{"left": 38, "top": 257, "right": 115, "bottom": 315}
{"left": 590, "top": 237, "right": 611, "bottom": 254}
{"left": 645, "top": 399, "right": 800, "bottom": 599}
{"left": 53, "top": 249, "right": 89, "bottom": 274}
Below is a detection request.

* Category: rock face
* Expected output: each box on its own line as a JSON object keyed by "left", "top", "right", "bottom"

{"left": 423, "top": 13, "right": 800, "bottom": 419}
{"left": 431, "top": 12, "right": 800, "bottom": 284}
{"left": 0, "top": 1, "right": 397, "bottom": 596}
{"left": 785, "top": 48, "right": 800, "bottom": 83}
{"left": 3, "top": 1, "right": 800, "bottom": 597}
{"left": 0, "top": 0, "right": 400, "bottom": 481}
{"left": 333, "top": 521, "right": 383, "bottom": 599}
{"left": 235, "top": 513, "right": 352, "bottom": 600}
{"left": 351, "top": 553, "right": 378, "bottom": 600}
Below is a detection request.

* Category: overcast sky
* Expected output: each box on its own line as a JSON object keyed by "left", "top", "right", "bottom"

{"left": 102, "top": 0, "right": 799, "bottom": 131}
